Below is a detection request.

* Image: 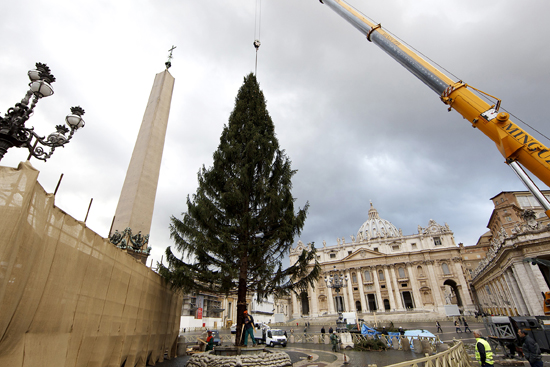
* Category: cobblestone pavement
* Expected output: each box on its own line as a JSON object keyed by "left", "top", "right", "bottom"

{"left": 152, "top": 320, "right": 548, "bottom": 366}
{"left": 149, "top": 343, "right": 422, "bottom": 367}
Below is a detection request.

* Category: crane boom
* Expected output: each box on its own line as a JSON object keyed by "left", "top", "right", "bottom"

{"left": 319, "top": 0, "right": 550, "bottom": 216}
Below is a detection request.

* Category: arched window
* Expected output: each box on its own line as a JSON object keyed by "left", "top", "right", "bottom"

{"left": 398, "top": 267, "right": 406, "bottom": 278}
{"left": 378, "top": 270, "right": 385, "bottom": 281}
{"left": 417, "top": 265, "right": 425, "bottom": 277}
{"left": 364, "top": 271, "right": 371, "bottom": 282}
{"left": 442, "top": 263, "right": 451, "bottom": 275}
{"left": 352, "top": 272, "right": 357, "bottom": 284}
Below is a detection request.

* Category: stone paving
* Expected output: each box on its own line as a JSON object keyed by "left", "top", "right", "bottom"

{"left": 152, "top": 320, "right": 547, "bottom": 366}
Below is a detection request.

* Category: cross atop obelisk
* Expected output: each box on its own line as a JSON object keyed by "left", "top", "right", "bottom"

{"left": 165, "top": 45, "right": 176, "bottom": 70}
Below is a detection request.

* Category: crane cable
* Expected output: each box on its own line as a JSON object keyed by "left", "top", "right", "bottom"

{"left": 254, "top": 0, "right": 262, "bottom": 76}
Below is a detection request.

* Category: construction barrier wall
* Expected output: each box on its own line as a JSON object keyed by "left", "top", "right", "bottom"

{"left": 0, "top": 162, "right": 182, "bottom": 367}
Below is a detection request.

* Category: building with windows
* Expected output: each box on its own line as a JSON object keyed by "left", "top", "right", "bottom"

{"left": 470, "top": 191, "right": 550, "bottom": 316}
{"left": 289, "top": 203, "right": 476, "bottom": 322}
{"left": 178, "top": 292, "right": 277, "bottom": 330}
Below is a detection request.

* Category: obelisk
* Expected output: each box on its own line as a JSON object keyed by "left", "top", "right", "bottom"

{"left": 109, "top": 49, "right": 176, "bottom": 263}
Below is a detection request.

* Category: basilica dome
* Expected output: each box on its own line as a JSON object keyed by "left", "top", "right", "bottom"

{"left": 357, "top": 203, "right": 400, "bottom": 241}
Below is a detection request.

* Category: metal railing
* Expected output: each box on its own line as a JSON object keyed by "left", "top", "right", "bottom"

{"left": 386, "top": 340, "right": 473, "bottom": 367}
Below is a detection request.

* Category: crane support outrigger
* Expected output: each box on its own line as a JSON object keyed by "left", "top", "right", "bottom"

{"left": 318, "top": 0, "right": 550, "bottom": 217}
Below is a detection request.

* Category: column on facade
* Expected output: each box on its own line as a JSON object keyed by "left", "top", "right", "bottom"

{"left": 512, "top": 262, "right": 542, "bottom": 316}
{"left": 497, "top": 276, "right": 516, "bottom": 316}
{"left": 487, "top": 279, "right": 501, "bottom": 312}
{"left": 452, "top": 258, "right": 473, "bottom": 306}
{"left": 524, "top": 262, "right": 547, "bottom": 315}
{"left": 490, "top": 279, "right": 506, "bottom": 315}
{"left": 345, "top": 269, "right": 355, "bottom": 313}
{"left": 390, "top": 266, "right": 405, "bottom": 310}
{"left": 504, "top": 268, "right": 528, "bottom": 316}
{"left": 492, "top": 277, "right": 508, "bottom": 315}
{"left": 372, "top": 266, "right": 384, "bottom": 312}
{"left": 426, "top": 260, "right": 445, "bottom": 307}
{"left": 291, "top": 292, "right": 300, "bottom": 319}
{"left": 357, "top": 269, "right": 367, "bottom": 314}
{"left": 407, "top": 262, "right": 423, "bottom": 309}
{"left": 479, "top": 286, "right": 489, "bottom": 313}
{"left": 326, "top": 285, "right": 336, "bottom": 315}
{"left": 383, "top": 266, "right": 397, "bottom": 311}
{"left": 498, "top": 276, "right": 514, "bottom": 315}
{"left": 528, "top": 263, "right": 550, "bottom": 294}
{"left": 308, "top": 283, "right": 319, "bottom": 318}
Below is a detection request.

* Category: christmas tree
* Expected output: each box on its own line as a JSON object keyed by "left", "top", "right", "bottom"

{"left": 159, "top": 73, "right": 320, "bottom": 345}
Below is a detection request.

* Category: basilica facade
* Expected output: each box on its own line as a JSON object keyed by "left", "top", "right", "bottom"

{"left": 289, "top": 203, "right": 476, "bottom": 322}
{"left": 470, "top": 191, "right": 550, "bottom": 317}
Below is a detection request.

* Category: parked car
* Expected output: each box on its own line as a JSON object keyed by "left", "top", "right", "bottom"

{"left": 265, "top": 329, "right": 287, "bottom": 347}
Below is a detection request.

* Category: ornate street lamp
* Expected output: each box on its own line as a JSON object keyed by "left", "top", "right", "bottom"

{"left": 324, "top": 265, "right": 348, "bottom": 313}
{"left": 0, "top": 62, "right": 85, "bottom": 162}
{"left": 324, "top": 265, "right": 348, "bottom": 294}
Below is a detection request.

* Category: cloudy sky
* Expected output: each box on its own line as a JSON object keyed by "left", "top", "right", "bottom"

{"left": 2, "top": 0, "right": 550, "bottom": 268}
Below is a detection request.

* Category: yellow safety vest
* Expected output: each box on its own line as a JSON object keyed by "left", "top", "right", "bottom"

{"left": 475, "top": 338, "right": 494, "bottom": 365}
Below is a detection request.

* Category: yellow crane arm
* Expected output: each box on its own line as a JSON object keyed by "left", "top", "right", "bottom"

{"left": 319, "top": 0, "right": 550, "bottom": 215}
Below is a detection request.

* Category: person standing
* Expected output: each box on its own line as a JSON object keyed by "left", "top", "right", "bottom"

{"left": 242, "top": 310, "right": 256, "bottom": 347}
{"left": 330, "top": 331, "right": 340, "bottom": 352}
{"left": 205, "top": 330, "right": 215, "bottom": 351}
{"left": 518, "top": 329, "right": 543, "bottom": 367}
{"left": 455, "top": 320, "right": 462, "bottom": 333}
{"left": 321, "top": 326, "right": 326, "bottom": 334}
{"left": 436, "top": 321, "right": 443, "bottom": 333}
{"left": 473, "top": 330, "right": 494, "bottom": 367}
{"left": 328, "top": 326, "right": 334, "bottom": 334}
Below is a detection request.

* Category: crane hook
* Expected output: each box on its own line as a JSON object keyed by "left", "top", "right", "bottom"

{"left": 254, "top": 40, "right": 261, "bottom": 50}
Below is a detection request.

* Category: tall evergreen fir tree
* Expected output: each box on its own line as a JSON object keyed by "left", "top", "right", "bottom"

{"left": 159, "top": 73, "right": 320, "bottom": 345}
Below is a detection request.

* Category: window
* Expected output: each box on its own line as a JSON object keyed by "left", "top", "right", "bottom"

{"left": 353, "top": 287, "right": 358, "bottom": 291}
{"left": 485, "top": 285, "right": 492, "bottom": 295}
{"left": 364, "top": 271, "right": 372, "bottom": 282}
{"left": 434, "top": 237, "right": 442, "bottom": 246}
{"left": 330, "top": 253, "right": 336, "bottom": 259}
{"left": 411, "top": 243, "right": 417, "bottom": 249}
{"left": 374, "top": 247, "right": 379, "bottom": 252}
{"left": 518, "top": 195, "right": 541, "bottom": 208}
{"left": 398, "top": 267, "right": 406, "bottom": 278}
{"left": 378, "top": 270, "right": 385, "bottom": 281}
{"left": 392, "top": 245, "right": 399, "bottom": 251}
{"left": 381, "top": 285, "right": 386, "bottom": 289}
{"left": 228, "top": 302, "right": 231, "bottom": 319}
{"left": 442, "top": 263, "right": 451, "bottom": 275}
{"left": 401, "top": 283, "right": 407, "bottom": 287}
{"left": 317, "top": 255, "right": 320, "bottom": 260}
{"left": 348, "top": 251, "right": 352, "bottom": 256}
{"left": 352, "top": 273, "right": 357, "bottom": 284}
{"left": 505, "top": 216, "right": 512, "bottom": 222}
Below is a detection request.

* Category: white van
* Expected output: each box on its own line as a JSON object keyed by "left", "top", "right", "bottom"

{"left": 265, "top": 329, "right": 287, "bottom": 347}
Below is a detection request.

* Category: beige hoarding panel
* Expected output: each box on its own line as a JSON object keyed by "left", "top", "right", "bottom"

{"left": 0, "top": 162, "right": 182, "bottom": 367}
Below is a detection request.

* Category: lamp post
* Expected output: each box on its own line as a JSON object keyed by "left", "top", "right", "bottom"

{"left": 0, "top": 62, "right": 85, "bottom": 162}
{"left": 324, "top": 265, "right": 348, "bottom": 313}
